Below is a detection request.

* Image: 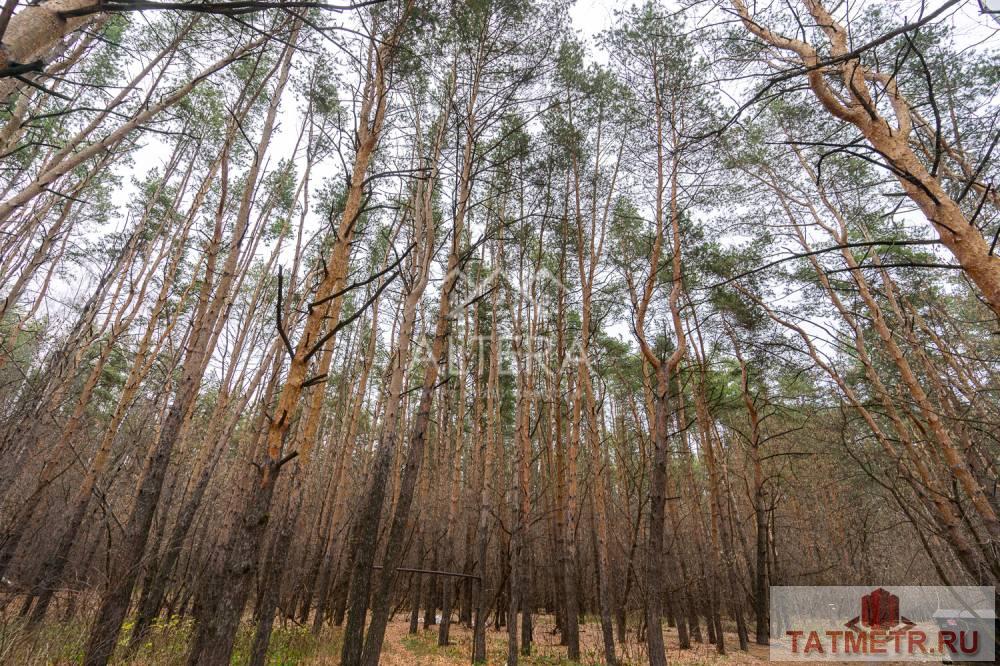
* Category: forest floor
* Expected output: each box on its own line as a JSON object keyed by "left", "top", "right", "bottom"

{"left": 362, "top": 615, "right": 770, "bottom": 666}
{"left": 2, "top": 607, "right": 772, "bottom": 665}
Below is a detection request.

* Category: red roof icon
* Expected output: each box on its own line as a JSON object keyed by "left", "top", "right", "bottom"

{"left": 861, "top": 588, "right": 900, "bottom": 629}
{"left": 845, "top": 588, "right": 916, "bottom": 633}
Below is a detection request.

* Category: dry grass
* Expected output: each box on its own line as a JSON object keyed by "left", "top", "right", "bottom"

{"left": 0, "top": 611, "right": 342, "bottom": 665}
{"left": 1, "top": 607, "right": 772, "bottom": 665}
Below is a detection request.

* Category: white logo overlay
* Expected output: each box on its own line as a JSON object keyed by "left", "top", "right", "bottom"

{"left": 412, "top": 265, "right": 590, "bottom": 396}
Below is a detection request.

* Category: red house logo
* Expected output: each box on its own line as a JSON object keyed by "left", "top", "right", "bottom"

{"left": 845, "top": 588, "right": 914, "bottom": 632}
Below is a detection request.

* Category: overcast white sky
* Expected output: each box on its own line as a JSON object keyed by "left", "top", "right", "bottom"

{"left": 569, "top": 0, "right": 615, "bottom": 40}
{"left": 11, "top": 0, "right": 994, "bottom": 408}
{"left": 569, "top": 0, "right": 1000, "bottom": 49}
{"left": 78, "top": 0, "right": 1000, "bottom": 356}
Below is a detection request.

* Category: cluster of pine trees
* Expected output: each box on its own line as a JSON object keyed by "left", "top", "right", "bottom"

{"left": 0, "top": 0, "right": 997, "bottom": 664}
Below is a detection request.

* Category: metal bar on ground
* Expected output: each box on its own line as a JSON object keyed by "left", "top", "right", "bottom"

{"left": 371, "top": 565, "right": 481, "bottom": 580}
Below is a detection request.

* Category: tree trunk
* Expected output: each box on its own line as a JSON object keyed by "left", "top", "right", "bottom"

{"left": 644, "top": 363, "right": 671, "bottom": 666}
{"left": 0, "top": 0, "right": 97, "bottom": 102}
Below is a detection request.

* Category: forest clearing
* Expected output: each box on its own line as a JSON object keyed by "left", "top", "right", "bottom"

{"left": 0, "top": 0, "right": 998, "bottom": 664}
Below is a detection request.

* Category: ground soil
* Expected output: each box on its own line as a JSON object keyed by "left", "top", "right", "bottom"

{"left": 306, "top": 614, "right": 771, "bottom": 665}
